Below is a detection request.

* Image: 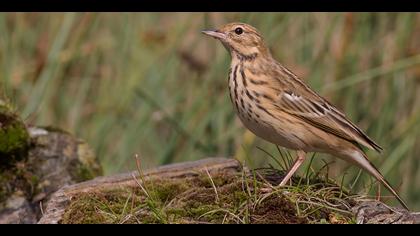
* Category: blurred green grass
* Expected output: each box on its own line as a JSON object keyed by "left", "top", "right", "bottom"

{"left": 0, "top": 13, "right": 419, "bottom": 209}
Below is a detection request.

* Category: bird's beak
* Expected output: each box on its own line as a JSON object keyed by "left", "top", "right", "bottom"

{"left": 201, "top": 30, "right": 226, "bottom": 40}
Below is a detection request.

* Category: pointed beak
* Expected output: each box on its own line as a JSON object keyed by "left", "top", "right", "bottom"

{"left": 202, "top": 30, "right": 226, "bottom": 40}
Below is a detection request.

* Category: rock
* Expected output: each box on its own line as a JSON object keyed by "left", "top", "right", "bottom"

{"left": 0, "top": 191, "right": 37, "bottom": 224}
{"left": 0, "top": 100, "right": 30, "bottom": 166}
{"left": 352, "top": 201, "right": 420, "bottom": 224}
{"left": 0, "top": 126, "right": 102, "bottom": 224}
{"left": 27, "top": 127, "right": 102, "bottom": 195}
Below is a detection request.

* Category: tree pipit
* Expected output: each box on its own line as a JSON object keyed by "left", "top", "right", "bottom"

{"left": 202, "top": 23, "right": 409, "bottom": 210}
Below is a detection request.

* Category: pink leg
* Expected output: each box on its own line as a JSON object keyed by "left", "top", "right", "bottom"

{"left": 376, "top": 183, "right": 381, "bottom": 201}
{"left": 279, "top": 151, "right": 306, "bottom": 186}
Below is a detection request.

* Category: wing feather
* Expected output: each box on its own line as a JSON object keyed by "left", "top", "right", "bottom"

{"left": 277, "top": 90, "right": 383, "bottom": 152}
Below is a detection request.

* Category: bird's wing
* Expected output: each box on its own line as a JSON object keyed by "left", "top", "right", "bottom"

{"left": 276, "top": 90, "right": 383, "bottom": 152}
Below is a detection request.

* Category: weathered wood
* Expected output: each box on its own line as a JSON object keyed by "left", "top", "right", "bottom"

{"left": 38, "top": 157, "right": 419, "bottom": 224}
{"left": 352, "top": 201, "right": 420, "bottom": 224}
{"left": 38, "top": 157, "right": 241, "bottom": 224}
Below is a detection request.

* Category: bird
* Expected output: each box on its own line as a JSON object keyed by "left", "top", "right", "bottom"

{"left": 202, "top": 22, "right": 409, "bottom": 210}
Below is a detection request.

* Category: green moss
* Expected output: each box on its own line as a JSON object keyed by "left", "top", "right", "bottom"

{"left": 60, "top": 168, "right": 357, "bottom": 224}
{"left": 0, "top": 103, "right": 30, "bottom": 166}
{"left": 60, "top": 189, "right": 143, "bottom": 224}
{"left": 147, "top": 180, "right": 190, "bottom": 203}
{"left": 68, "top": 142, "right": 103, "bottom": 182}
{"left": 69, "top": 161, "right": 97, "bottom": 182}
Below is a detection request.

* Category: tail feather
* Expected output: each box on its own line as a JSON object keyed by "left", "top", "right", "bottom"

{"left": 349, "top": 150, "right": 409, "bottom": 210}
{"left": 378, "top": 173, "right": 409, "bottom": 211}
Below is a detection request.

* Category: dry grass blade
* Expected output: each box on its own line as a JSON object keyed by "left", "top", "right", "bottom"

{"left": 204, "top": 167, "right": 220, "bottom": 203}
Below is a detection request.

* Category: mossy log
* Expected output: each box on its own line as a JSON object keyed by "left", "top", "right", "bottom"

{"left": 38, "top": 158, "right": 240, "bottom": 224}
{"left": 38, "top": 158, "right": 419, "bottom": 224}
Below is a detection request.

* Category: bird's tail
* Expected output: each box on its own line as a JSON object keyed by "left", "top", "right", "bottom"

{"left": 348, "top": 150, "right": 409, "bottom": 211}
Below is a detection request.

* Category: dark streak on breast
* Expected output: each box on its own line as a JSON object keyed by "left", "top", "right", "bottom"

{"left": 233, "top": 65, "right": 238, "bottom": 99}
{"left": 245, "top": 90, "right": 255, "bottom": 101}
{"left": 240, "top": 67, "right": 247, "bottom": 87}
{"left": 227, "top": 68, "right": 233, "bottom": 104}
{"left": 228, "top": 84, "right": 233, "bottom": 103}
{"left": 250, "top": 79, "right": 268, "bottom": 85}
{"left": 232, "top": 65, "right": 240, "bottom": 111}
{"left": 256, "top": 104, "right": 275, "bottom": 118}
{"left": 240, "top": 98, "right": 245, "bottom": 110}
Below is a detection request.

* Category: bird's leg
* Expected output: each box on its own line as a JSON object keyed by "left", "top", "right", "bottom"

{"left": 279, "top": 151, "right": 306, "bottom": 186}
{"left": 376, "top": 182, "right": 381, "bottom": 201}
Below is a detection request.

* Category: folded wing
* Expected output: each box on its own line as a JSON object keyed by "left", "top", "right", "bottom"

{"left": 277, "top": 90, "right": 383, "bottom": 153}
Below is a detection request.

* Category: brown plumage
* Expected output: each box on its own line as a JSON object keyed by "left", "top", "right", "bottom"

{"left": 203, "top": 22, "right": 408, "bottom": 210}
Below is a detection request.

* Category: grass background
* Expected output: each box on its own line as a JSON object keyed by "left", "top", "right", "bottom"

{"left": 0, "top": 13, "right": 419, "bottom": 210}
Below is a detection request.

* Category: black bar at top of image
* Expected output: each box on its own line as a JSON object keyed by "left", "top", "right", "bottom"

{"left": 1, "top": 0, "right": 419, "bottom": 12}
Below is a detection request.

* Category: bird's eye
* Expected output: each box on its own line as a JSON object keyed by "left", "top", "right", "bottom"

{"left": 235, "top": 27, "right": 243, "bottom": 35}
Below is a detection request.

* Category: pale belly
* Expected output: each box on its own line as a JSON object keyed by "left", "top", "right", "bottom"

{"left": 235, "top": 108, "right": 308, "bottom": 151}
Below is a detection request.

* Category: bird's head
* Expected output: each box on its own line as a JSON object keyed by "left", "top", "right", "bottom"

{"left": 202, "top": 23, "right": 271, "bottom": 60}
